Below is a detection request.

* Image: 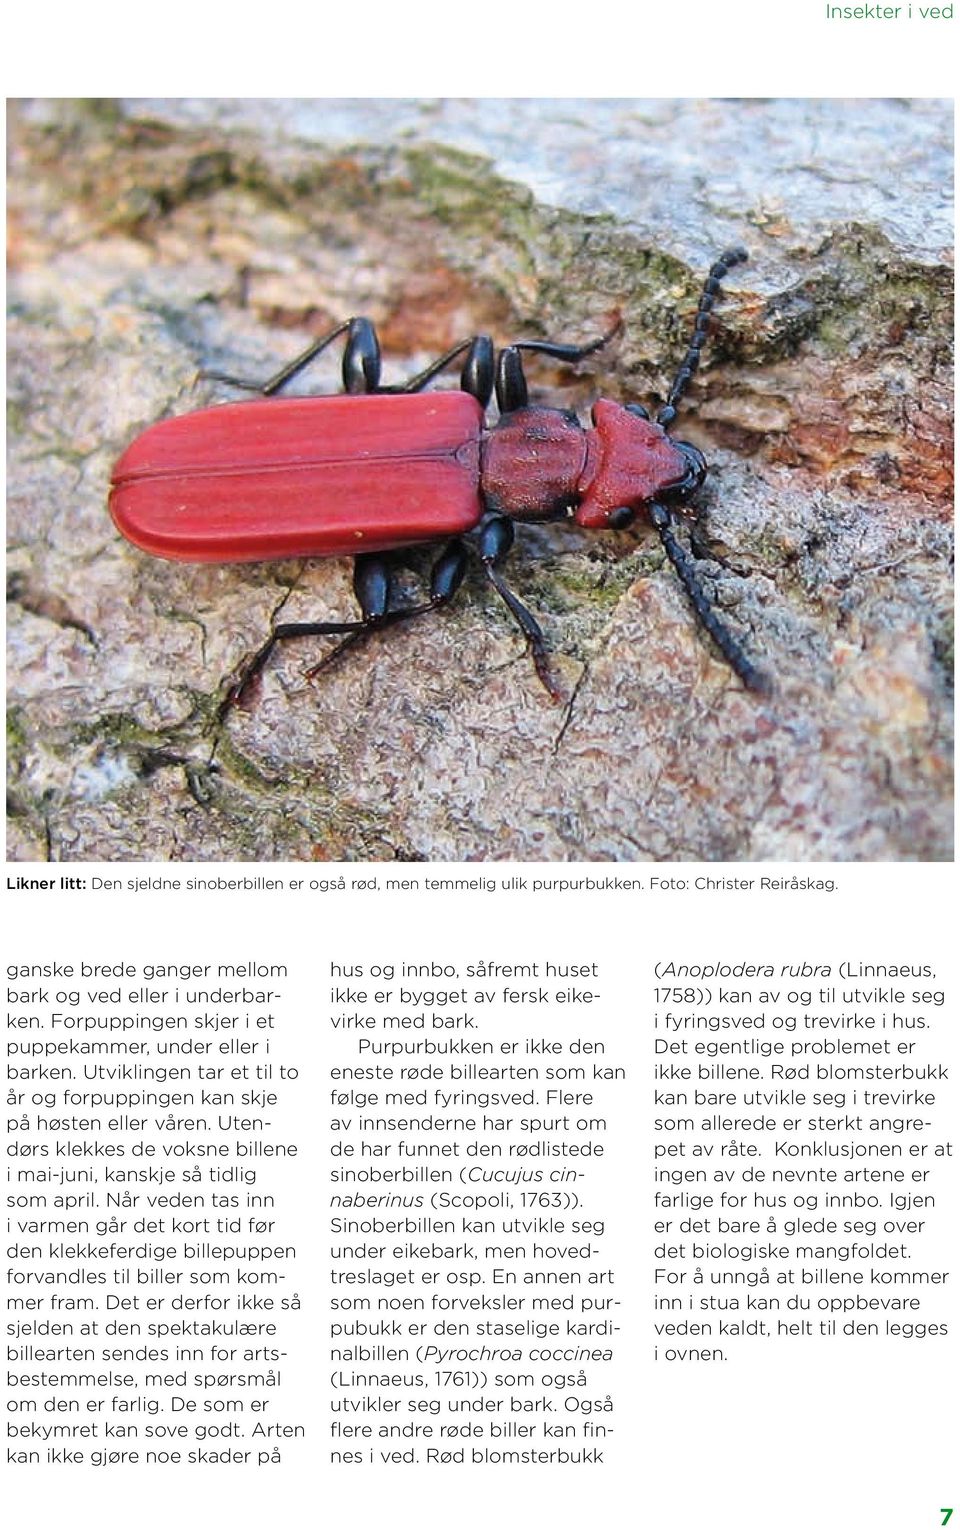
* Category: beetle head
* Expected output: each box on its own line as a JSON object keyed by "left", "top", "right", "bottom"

{"left": 626, "top": 405, "right": 708, "bottom": 498}
{"left": 668, "top": 439, "right": 707, "bottom": 502}
{"left": 574, "top": 401, "right": 707, "bottom": 530}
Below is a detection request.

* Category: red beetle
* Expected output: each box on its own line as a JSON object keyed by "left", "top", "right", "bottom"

{"left": 110, "top": 247, "right": 765, "bottom": 712}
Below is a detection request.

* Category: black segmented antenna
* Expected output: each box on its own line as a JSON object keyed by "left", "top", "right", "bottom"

{"left": 657, "top": 246, "right": 748, "bottom": 428}
{"left": 649, "top": 503, "right": 769, "bottom": 693}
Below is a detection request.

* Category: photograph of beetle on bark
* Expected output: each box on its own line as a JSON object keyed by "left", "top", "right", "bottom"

{"left": 6, "top": 99, "right": 953, "bottom": 862}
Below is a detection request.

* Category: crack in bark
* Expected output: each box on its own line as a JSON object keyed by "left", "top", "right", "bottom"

{"left": 552, "top": 664, "right": 589, "bottom": 756}
{"left": 8, "top": 576, "right": 98, "bottom": 648}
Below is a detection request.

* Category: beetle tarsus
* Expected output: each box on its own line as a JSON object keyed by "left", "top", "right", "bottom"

{"left": 216, "top": 634, "right": 278, "bottom": 720}
{"left": 530, "top": 644, "right": 564, "bottom": 704}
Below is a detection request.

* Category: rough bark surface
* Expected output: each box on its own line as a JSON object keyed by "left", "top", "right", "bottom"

{"left": 7, "top": 98, "right": 954, "bottom": 862}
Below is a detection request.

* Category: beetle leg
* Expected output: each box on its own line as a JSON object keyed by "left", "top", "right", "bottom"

{"left": 512, "top": 320, "right": 622, "bottom": 365}
{"left": 215, "top": 552, "right": 388, "bottom": 713}
{"left": 302, "top": 551, "right": 396, "bottom": 676}
{"left": 459, "top": 339, "right": 496, "bottom": 406}
{"left": 648, "top": 503, "right": 769, "bottom": 693}
{"left": 200, "top": 318, "right": 355, "bottom": 396}
{"left": 495, "top": 321, "right": 621, "bottom": 415}
{"left": 341, "top": 319, "right": 383, "bottom": 394}
{"left": 201, "top": 316, "right": 385, "bottom": 398}
{"left": 302, "top": 626, "right": 375, "bottom": 677}
{"left": 474, "top": 514, "right": 562, "bottom": 702}
{"left": 303, "top": 542, "right": 470, "bottom": 679}
{"left": 216, "top": 616, "right": 367, "bottom": 718}
{"left": 302, "top": 607, "right": 426, "bottom": 679}
{"left": 379, "top": 337, "right": 494, "bottom": 407}
{"left": 494, "top": 348, "right": 529, "bottom": 413}
{"left": 427, "top": 539, "right": 469, "bottom": 605}
{"left": 302, "top": 553, "right": 395, "bottom": 676}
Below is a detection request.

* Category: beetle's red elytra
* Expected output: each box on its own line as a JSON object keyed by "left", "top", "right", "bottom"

{"left": 109, "top": 246, "right": 767, "bottom": 711}
{"left": 111, "top": 392, "right": 485, "bottom": 562}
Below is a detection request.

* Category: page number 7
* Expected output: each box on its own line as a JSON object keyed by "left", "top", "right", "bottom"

{"left": 941, "top": 1512, "right": 953, "bottom": 1526}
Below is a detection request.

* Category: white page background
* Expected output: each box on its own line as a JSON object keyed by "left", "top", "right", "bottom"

{"left": 4, "top": 7, "right": 956, "bottom": 1527}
